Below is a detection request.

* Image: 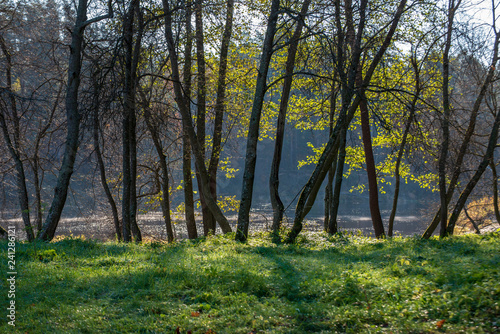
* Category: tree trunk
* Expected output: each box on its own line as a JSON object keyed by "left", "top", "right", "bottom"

{"left": 269, "top": 0, "right": 311, "bottom": 238}
{"left": 388, "top": 56, "right": 419, "bottom": 237}
{"left": 163, "top": 0, "right": 232, "bottom": 233}
{"left": 207, "top": 0, "right": 235, "bottom": 236}
{"left": 0, "top": 35, "right": 34, "bottom": 241}
{"left": 182, "top": 0, "right": 198, "bottom": 239}
{"left": 143, "top": 102, "right": 174, "bottom": 242}
{"left": 93, "top": 99, "right": 122, "bottom": 241}
{"left": 286, "top": 0, "right": 407, "bottom": 243}
{"left": 39, "top": 0, "right": 113, "bottom": 241}
{"left": 329, "top": 126, "right": 346, "bottom": 234}
{"left": 122, "top": 0, "right": 142, "bottom": 243}
{"left": 446, "top": 107, "right": 500, "bottom": 234}
{"left": 236, "top": 0, "right": 280, "bottom": 241}
{"left": 491, "top": 160, "right": 500, "bottom": 226}
{"left": 422, "top": 8, "right": 498, "bottom": 238}
{"left": 193, "top": 0, "right": 215, "bottom": 236}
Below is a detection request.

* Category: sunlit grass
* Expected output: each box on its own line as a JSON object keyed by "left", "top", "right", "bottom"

{"left": 1, "top": 230, "right": 499, "bottom": 333}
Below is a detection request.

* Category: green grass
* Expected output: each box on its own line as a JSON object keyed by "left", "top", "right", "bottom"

{"left": 1, "top": 230, "right": 499, "bottom": 333}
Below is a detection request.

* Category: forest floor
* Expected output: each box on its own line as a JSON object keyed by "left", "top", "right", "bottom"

{"left": 0, "top": 231, "right": 499, "bottom": 333}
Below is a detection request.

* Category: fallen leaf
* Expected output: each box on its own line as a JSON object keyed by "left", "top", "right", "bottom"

{"left": 191, "top": 311, "right": 200, "bottom": 317}
{"left": 436, "top": 319, "right": 445, "bottom": 329}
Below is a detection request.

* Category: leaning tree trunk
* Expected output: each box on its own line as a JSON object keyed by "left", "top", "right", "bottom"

{"left": 236, "top": 0, "right": 280, "bottom": 241}
{"left": 0, "top": 34, "right": 34, "bottom": 241}
{"left": 269, "top": 0, "right": 311, "bottom": 239}
{"left": 39, "top": 0, "right": 113, "bottom": 241}
{"left": 207, "top": 0, "right": 235, "bottom": 236}
{"left": 143, "top": 103, "right": 174, "bottom": 242}
{"left": 388, "top": 55, "right": 419, "bottom": 237}
{"left": 93, "top": 97, "right": 122, "bottom": 241}
{"left": 163, "top": 0, "right": 232, "bottom": 233}
{"left": 286, "top": 0, "right": 407, "bottom": 243}
{"left": 422, "top": 11, "right": 498, "bottom": 238}
{"left": 446, "top": 106, "right": 500, "bottom": 234}
{"left": 193, "top": 0, "right": 215, "bottom": 236}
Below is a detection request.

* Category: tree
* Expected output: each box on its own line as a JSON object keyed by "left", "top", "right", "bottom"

{"left": 36, "top": 0, "right": 113, "bottom": 241}
{"left": 236, "top": 0, "right": 280, "bottom": 241}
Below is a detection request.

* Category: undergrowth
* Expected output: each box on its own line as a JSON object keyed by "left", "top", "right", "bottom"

{"left": 0, "top": 230, "right": 499, "bottom": 333}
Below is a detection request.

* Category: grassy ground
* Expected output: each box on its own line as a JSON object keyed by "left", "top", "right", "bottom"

{"left": 0, "top": 230, "right": 499, "bottom": 333}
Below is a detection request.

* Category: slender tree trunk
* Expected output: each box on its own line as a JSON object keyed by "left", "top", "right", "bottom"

{"left": 388, "top": 56, "right": 419, "bottom": 237}
{"left": 269, "top": 0, "right": 311, "bottom": 238}
{"left": 286, "top": 0, "right": 407, "bottom": 243}
{"left": 491, "top": 160, "right": 500, "bottom": 226}
{"left": 422, "top": 11, "right": 498, "bottom": 238}
{"left": 463, "top": 206, "right": 481, "bottom": 234}
{"left": 438, "top": 0, "right": 459, "bottom": 238}
{"left": 324, "top": 102, "right": 337, "bottom": 233}
{"left": 236, "top": 0, "right": 280, "bottom": 241}
{"left": 207, "top": 0, "right": 235, "bottom": 236}
{"left": 39, "top": 0, "right": 113, "bottom": 241}
{"left": 182, "top": 0, "right": 198, "bottom": 239}
{"left": 0, "top": 35, "right": 34, "bottom": 241}
{"left": 163, "top": 0, "right": 232, "bottom": 233}
{"left": 122, "top": 0, "right": 142, "bottom": 242}
{"left": 193, "top": 0, "right": 215, "bottom": 235}
{"left": 143, "top": 103, "right": 174, "bottom": 242}
{"left": 93, "top": 100, "right": 122, "bottom": 241}
{"left": 446, "top": 108, "right": 500, "bottom": 234}
{"left": 329, "top": 126, "right": 346, "bottom": 234}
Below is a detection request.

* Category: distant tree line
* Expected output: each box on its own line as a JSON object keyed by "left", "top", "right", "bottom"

{"left": 0, "top": 0, "right": 499, "bottom": 242}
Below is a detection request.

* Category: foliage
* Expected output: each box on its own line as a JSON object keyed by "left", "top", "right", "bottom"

{"left": 1, "top": 232, "right": 499, "bottom": 333}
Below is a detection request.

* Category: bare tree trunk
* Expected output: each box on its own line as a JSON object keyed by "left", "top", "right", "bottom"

{"left": 463, "top": 206, "right": 481, "bottom": 234}
{"left": 193, "top": 0, "right": 215, "bottom": 236}
{"left": 491, "top": 159, "right": 500, "bottom": 226}
{"left": 438, "top": 0, "right": 461, "bottom": 238}
{"left": 143, "top": 100, "right": 174, "bottom": 242}
{"left": 93, "top": 98, "right": 122, "bottom": 241}
{"left": 329, "top": 126, "right": 346, "bottom": 234}
{"left": 269, "top": 0, "right": 311, "bottom": 239}
{"left": 446, "top": 107, "right": 500, "bottom": 234}
{"left": 422, "top": 11, "right": 498, "bottom": 238}
{"left": 207, "top": 0, "right": 235, "bottom": 236}
{"left": 236, "top": 0, "right": 280, "bottom": 241}
{"left": 38, "top": 0, "right": 113, "bottom": 241}
{"left": 122, "top": 0, "right": 142, "bottom": 242}
{"left": 0, "top": 35, "right": 34, "bottom": 241}
{"left": 182, "top": 0, "right": 198, "bottom": 239}
{"left": 388, "top": 55, "right": 420, "bottom": 237}
{"left": 163, "top": 0, "right": 232, "bottom": 233}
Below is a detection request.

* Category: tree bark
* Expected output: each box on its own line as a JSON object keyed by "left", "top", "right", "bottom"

{"left": 0, "top": 34, "right": 34, "bottom": 241}
{"left": 491, "top": 160, "right": 500, "bottom": 226}
{"left": 446, "top": 107, "right": 500, "bottom": 234}
{"left": 143, "top": 101, "right": 174, "bottom": 242}
{"left": 269, "top": 0, "right": 311, "bottom": 238}
{"left": 236, "top": 0, "right": 280, "bottom": 241}
{"left": 182, "top": 0, "right": 198, "bottom": 239}
{"left": 422, "top": 10, "right": 498, "bottom": 238}
{"left": 38, "top": 0, "right": 113, "bottom": 241}
{"left": 207, "top": 0, "right": 235, "bottom": 236}
{"left": 388, "top": 55, "right": 420, "bottom": 237}
{"left": 163, "top": 0, "right": 232, "bottom": 233}
{"left": 93, "top": 95, "right": 122, "bottom": 241}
